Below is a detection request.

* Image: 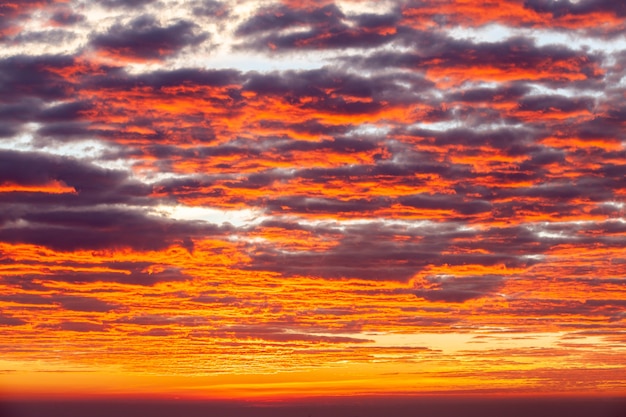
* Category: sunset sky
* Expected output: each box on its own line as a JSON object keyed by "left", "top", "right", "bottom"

{"left": 1, "top": 0, "right": 626, "bottom": 405}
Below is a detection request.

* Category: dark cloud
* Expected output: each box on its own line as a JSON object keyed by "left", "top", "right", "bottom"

{"left": 408, "top": 126, "right": 537, "bottom": 151}
{"left": 38, "top": 100, "right": 93, "bottom": 123}
{"left": 0, "top": 56, "right": 119, "bottom": 142}
{"left": 192, "top": 0, "right": 229, "bottom": 18}
{"left": 57, "top": 321, "right": 107, "bottom": 332}
{"left": 524, "top": 0, "right": 626, "bottom": 18}
{"left": 12, "top": 266, "right": 192, "bottom": 286}
{"left": 414, "top": 275, "right": 507, "bottom": 303}
{"left": 256, "top": 119, "right": 352, "bottom": 138}
{"left": 0, "top": 208, "right": 222, "bottom": 251}
{"left": 263, "top": 196, "right": 390, "bottom": 215}
{"left": 517, "top": 94, "right": 595, "bottom": 114}
{"left": 566, "top": 115, "right": 626, "bottom": 142}
{"left": 236, "top": 4, "right": 346, "bottom": 36}
{"left": 0, "top": 99, "right": 41, "bottom": 137}
{"left": 90, "top": 15, "right": 209, "bottom": 61}
{"left": 36, "top": 121, "right": 92, "bottom": 140}
{"left": 0, "top": 149, "right": 127, "bottom": 195}
{"left": 0, "top": 293, "right": 117, "bottom": 312}
{"left": 8, "top": 29, "right": 77, "bottom": 44}
{"left": 84, "top": 66, "right": 240, "bottom": 91}
{"left": 347, "top": 35, "right": 603, "bottom": 87}
{"left": 520, "top": 148, "right": 566, "bottom": 169}
{"left": 236, "top": 4, "right": 400, "bottom": 50}
{"left": 585, "top": 299, "right": 626, "bottom": 313}
{"left": 502, "top": 178, "right": 616, "bottom": 203}
{"left": 50, "top": 8, "right": 85, "bottom": 26}
{"left": 0, "top": 314, "right": 27, "bottom": 326}
{"left": 0, "top": 54, "right": 76, "bottom": 102}
{"left": 0, "top": 150, "right": 232, "bottom": 252}
{"left": 117, "top": 314, "right": 208, "bottom": 326}
{"left": 243, "top": 221, "right": 458, "bottom": 281}
{"left": 242, "top": 68, "right": 431, "bottom": 114}
{"left": 56, "top": 295, "right": 118, "bottom": 312}
{"left": 99, "top": 0, "right": 156, "bottom": 9}
{"left": 449, "top": 83, "right": 530, "bottom": 103}
{"left": 0, "top": 149, "right": 159, "bottom": 220}
{"left": 0, "top": 293, "right": 54, "bottom": 306}
{"left": 243, "top": 234, "right": 413, "bottom": 281}
{"left": 242, "top": 219, "right": 546, "bottom": 282}
{"left": 399, "top": 193, "right": 492, "bottom": 216}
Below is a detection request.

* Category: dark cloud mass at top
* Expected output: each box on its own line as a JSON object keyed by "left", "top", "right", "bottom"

{"left": 0, "top": 1, "right": 624, "bottom": 286}
{"left": 0, "top": 0, "right": 625, "bottom": 397}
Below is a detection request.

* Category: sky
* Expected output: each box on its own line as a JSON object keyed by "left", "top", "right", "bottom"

{"left": 0, "top": 0, "right": 626, "bottom": 406}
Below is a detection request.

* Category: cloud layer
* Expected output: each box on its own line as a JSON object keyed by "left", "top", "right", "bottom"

{"left": 0, "top": 0, "right": 625, "bottom": 398}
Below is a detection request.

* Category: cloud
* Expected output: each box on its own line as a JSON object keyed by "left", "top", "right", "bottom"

{"left": 99, "top": 0, "right": 156, "bottom": 9}
{"left": 449, "top": 83, "right": 530, "bottom": 103}
{"left": 132, "top": 327, "right": 178, "bottom": 337}
{"left": 399, "top": 193, "right": 492, "bottom": 216}
{"left": 346, "top": 34, "right": 603, "bottom": 87}
{"left": 197, "top": 325, "right": 372, "bottom": 344}
{"left": 55, "top": 295, "right": 119, "bottom": 312}
{"left": 0, "top": 207, "right": 226, "bottom": 251}
{"left": 402, "top": 0, "right": 625, "bottom": 34}
{"left": 19, "top": 266, "right": 193, "bottom": 286}
{"left": 242, "top": 220, "right": 456, "bottom": 281}
{"left": 85, "top": 67, "right": 240, "bottom": 91}
{"left": 192, "top": 0, "right": 229, "bottom": 18}
{"left": 90, "top": 15, "right": 209, "bottom": 61}
{"left": 523, "top": 0, "right": 626, "bottom": 18}
{"left": 236, "top": 3, "right": 400, "bottom": 50}
{"left": 0, "top": 150, "right": 233, "bottom": 252}
{"left": 0, "top": 0, "right": 54, "bottom": 40}
{"left": 413, "top": 275, "right": 507, "bottom": 303}
{"left": 0, "top": 149, "right": 135, "bottom": 201}
{"left": 9, "top": 29, "right": 78, "bottom": 45}
{"left": 236, "top": 4, "right": 346, "bottom": 36}
{"left": 56, "top": 321, "right": 107, "bottom": 332}
{"left": 0, "top": 314, "right": 27, "bottom": 326}
{"left": 49, "top": 8, "right": 85, "bottom": 26}
{"left": 0, "top": 54, "right": 77, "bottom": 101}
{"left": 117, "top": 314, "right": 208, "bottom": 326}
{"left": 38, "top": 100, "right": 93, "bottom": 123}
{"left": 0, "top": 293, "right": 118, "bottom": 311}
{"left": 517, "top": 94, "right": 596, "bottom": 114}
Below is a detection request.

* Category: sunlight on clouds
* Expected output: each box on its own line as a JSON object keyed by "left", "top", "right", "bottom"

{"left": 154, "top": 203, "right": 267, "bottom": 227}
{"left": 446, "top": 24, "right": 516, "bottom": 43}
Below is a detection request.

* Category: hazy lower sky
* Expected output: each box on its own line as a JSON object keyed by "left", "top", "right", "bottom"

{"left": 0, "top": 0, "right": 625, "bottom": 403}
